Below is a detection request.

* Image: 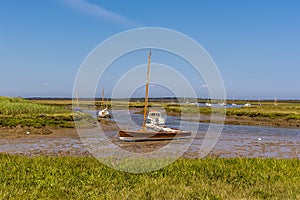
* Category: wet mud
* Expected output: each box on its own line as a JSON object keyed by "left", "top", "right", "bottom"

{"left": 0, "top": 123, "right": 299, "bottom": 158}
{"left": 0, "top": 111, "right": 299, "bottom": 158}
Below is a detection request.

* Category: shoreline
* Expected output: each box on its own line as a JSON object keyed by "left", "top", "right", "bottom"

{"left": 203, "top": 115, "right": 300, "bottom": 129}
{"left": 134, "top": 108, "right": 300, "bottom": 129}
{"left": 0, "top": 119, "right": 299, "bottom": 158}
{"left": 0, "top": 113, "right": 299, "bottom": 139}
{"left": 165, "top": 112, "right": 300, "bottom": 129}
{"left": 0, "top": 119, "right": 119, "bottom": 139}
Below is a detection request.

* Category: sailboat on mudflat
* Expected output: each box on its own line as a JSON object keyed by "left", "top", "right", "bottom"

{"left": 98, "top": 88, "right": 111, "bottom": 119}
{"left": 118, "top": 51, "right": 191, "bottom": 141}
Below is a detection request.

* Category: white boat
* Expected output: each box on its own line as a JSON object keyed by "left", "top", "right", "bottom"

{"left": 218, "top": 102, "right": 227, "bottom": 107}
{"left": 98, "top": 88, "right": 111, "bottom": 119}
{"left": 243, "top": 103, "right": 251, "bottom": 107}
{"left": 205, "top": 102, "right": 212, "bottom": 107}
{"left": 98, "top": 108, "right": 111, "bottom": 118}
{"left": 147, "top": 110, "right": 165, "bottom": 125}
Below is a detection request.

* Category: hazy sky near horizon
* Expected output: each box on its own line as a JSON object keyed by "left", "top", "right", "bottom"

{"left": 1, "top": 0, "right": 299, "bottom": 99}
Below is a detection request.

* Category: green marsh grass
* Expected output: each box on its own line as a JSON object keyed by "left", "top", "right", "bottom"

{"left": 226, "top": 104, "right": 300, "bottom": 120}
{"left": 0, "top": 97, "right": 95, "bottom": 128}
{"left": 0, "top": 154, "right": 299, "bottom": 199}
{"left": 30, "top": 99, "right": 300, "bottom": 121}
{"left": 2, "top": 97, "right": 300, "bottom": 128}
{"left": 163, "top": 102, "right": 300, "bottom": 121}
{"left": 0, "top": 97, "right": 67, "bottom": 115}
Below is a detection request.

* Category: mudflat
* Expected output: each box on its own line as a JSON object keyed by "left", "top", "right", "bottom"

{"left": 0, "top": 119, "right": 299, "bottom": 158}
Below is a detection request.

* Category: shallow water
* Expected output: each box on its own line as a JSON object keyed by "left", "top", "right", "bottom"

{"left": 191, "top": 124, "right": 300, "bottom": 158}
{"left": 0, "top": 110, "right": 299, "bottom": 158}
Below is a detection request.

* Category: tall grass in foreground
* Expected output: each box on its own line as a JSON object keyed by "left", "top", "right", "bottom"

{"left": 0, "top": 154, "right": 299, "bottom": 199}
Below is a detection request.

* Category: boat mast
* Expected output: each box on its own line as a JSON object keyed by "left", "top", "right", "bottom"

{"left": 102, "top": 88, "right": 105, "bottom": 109}
{"left": 274, "top": 96, "right": 278, "bottom": 106}
{"left": 142, "top": 50, "right": 151, "bottom": 131}
{"left": 76, "top": 90, "right": 79, "bottom": 108}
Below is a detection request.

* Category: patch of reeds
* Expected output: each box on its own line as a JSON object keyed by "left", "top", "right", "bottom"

{"left": 0, "top": 96, "right": 95, "bottom": 128}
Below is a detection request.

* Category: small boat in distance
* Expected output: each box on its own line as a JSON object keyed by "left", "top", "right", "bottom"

{"left": 118, "top": 51, "right": 191, "bottom": 141}
{"left": 243, "top": 103, "right": 251, "bottom": 107}
{"left": 98, "top": 108, "right": 111, "bottom": 118}
{"left": 205, "top": 102, "right": 212, "bottom": 107}
{"left": 98, "top": 88, "right": 111, "bottom": 119}
{"left": 205, "top": 99, "right": 212, "bottom": 107}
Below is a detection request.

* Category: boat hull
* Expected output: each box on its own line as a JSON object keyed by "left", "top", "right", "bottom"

{"left": 97, "top": 114, "right": 111, "bottom": 119}
{"left": 118, "top": 130, "right": 192, "bottom": 141}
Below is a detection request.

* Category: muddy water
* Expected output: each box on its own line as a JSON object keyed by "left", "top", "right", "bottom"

{"left": 190, "top": 124, "right": 300, "bottom": 158}
{"left": 0, "top": 110, "right": 299, "bottom": 158}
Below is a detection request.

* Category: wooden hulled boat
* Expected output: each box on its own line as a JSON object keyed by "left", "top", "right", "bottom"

{"left": 119, "top": 129, "right": 191, "bottom": 141}
{"left": 118, "top": 51, "right": 191, "bottom": 141}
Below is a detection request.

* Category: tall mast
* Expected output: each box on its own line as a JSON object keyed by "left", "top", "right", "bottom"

{"left": 102, "top": 88, "right": 105, "bottom": 109}
{"left": 142, "top": 50, "right": 151, "bottom": 131}
{"left": 274, "top": 96, "right": 278, "bottom": 106}
{"left": 76, "top": 90, "right": 79, "bottom": 108}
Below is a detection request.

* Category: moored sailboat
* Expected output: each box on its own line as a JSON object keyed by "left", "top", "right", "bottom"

{"left": 118, "top": 51, "right": 191, "bottom": 141}
{"left": 98, "top": 88, "right": 111, "bottom": 119}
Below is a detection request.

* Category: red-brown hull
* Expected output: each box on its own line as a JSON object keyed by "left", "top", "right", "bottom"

{"left": 118, "top": 130, "right": 191, "bottom": 141}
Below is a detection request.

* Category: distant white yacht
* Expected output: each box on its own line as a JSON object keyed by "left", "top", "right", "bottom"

{"left": 243, "top": 103, "right": 251, "bottom": 107}
{"left": 205, "top": 102, "right": 212, "bottom": 107}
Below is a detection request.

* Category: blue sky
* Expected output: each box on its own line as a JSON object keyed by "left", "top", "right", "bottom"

{"left": 0, "top": 0, "right": 299, "bottom": 99}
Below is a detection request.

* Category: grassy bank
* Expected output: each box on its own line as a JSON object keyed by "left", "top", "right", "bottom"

{"left": 163, "top": 103, "right": 300, "bottom": 118}
{"left": 30, "top": 98, "right": 300, "bottom": 122}
{"left": 2, "top": 97, "right": 300, "bottom": 129}
{"left": 0, "top": 154, "right": 299, "bottom": 199}
{"left": 163, "top": 103, "right": 300, "bottom": 127}
{"left": 0, "top": 97, "right": 95, "bottom": 129}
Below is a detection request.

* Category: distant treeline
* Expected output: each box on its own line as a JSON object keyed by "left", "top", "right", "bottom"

{"left": 24, "top": 97, "right": 300, "bottom": 103}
